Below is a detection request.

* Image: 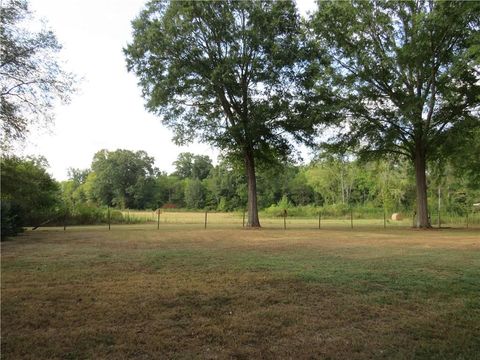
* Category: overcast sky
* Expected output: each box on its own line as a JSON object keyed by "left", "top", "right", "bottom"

{"left": 23, "top": 0, "right": 317, "bottom": 180}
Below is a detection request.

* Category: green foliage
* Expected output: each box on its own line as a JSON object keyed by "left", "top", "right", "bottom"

{"left": 67, "top": 204, "right": 107, "bottom": 225}
{"left": 373, "top": 160, "right": 416, "bottom": 212}
{"left": 263, "top": 195, "right": 293, "bottom": 217}
{"left": 125, "top": 0, "right": 313, "bottom": 226}
{"left": 161, "top": 175, "right": 186, "bottom": 208}
{"left": 54, "top": 145, "right": 478, "bottom": 224}
{"left": 304, "top": 155, "right": 358, "bottom": 205}
{"left": 90, "top": 149, "right": 156, "bottom": 209}
{"left": 125, "top": 0, "right": 308, "bottom": 155}
{"left": 310, "top": 0, "right": 480, "bottom": 159}
{"left": 439, "top": 128, "right": 480, "bottom": 191}
{"left": 1, "top": 201, "right": 24, "bottom": 239}
{"left": 1, "top": 155, "right": 60, "bottom": 238}
{"left": 0, "top": 0, "right": 76, "bottom": 148}
{"left": 309, "top": 0, "right": 480, "bottom": 227}
{"left": 288, "top": 170, "right": 315, "bottom": 206}
{"left": 216, "top": 197, "right": 229, "bottom": 212}
{"left": 184, "top": 179, "right": 205, "bottom": 209}
{"left": 173, "top": 152, "right": 213, "bottom": 180}
{"left": 202, "top": 158, "right": 247, "bottom": 211}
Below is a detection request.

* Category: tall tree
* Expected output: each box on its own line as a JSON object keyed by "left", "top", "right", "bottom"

{"left": 172, "top": 152, "right": 195, "bottom": 179}
{"left": 191, "top": 155, "right": 213, "bottom": 181}
{"left": 173, "top": 152, "right": 213, "bottom": 180}
{"left": 0, "top": 0, "right": 76, "bottom": 148}
{"left": 90, "top": 149, "right": 156, "bottom": 209}
{"left": 305, "top": 155, "right": 358, "bottom": 206}
{"left": 124, "top": 0, "right": 310, "bottom": 227}
{"left": 310, "top": 0, "right": 480, "bottom": 227}
{"left": 184, "top": 178, "right": 205, "bottom": 209}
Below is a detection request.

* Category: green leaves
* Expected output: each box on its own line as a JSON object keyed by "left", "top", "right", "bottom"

{"left": 90, "top": 149, "right": 156, "bottom": 209}
{"left": 309, "top": 0, "right": 479, "bottom": 160}
{"left": 1, "top": 0, "right": 77, "bottom": 148}
{"left": 173, "top": 152, "right": 213, "bottom": 180}
{"left": 124, "top": 0, "right": 309, "bottom": 160}
{"left": 1, "top": 155, "right": 61, "bottom": 237}
{"left": 308, "top": 0, "right": 479, "bottom": 227}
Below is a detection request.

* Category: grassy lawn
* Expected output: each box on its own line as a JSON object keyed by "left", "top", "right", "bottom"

{"left": 2, "top": 226, "right": 480, "bottom": 359}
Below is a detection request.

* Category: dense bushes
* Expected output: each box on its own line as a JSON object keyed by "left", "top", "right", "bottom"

{"left": 1, "top": 201, "right": 24, "bottom": 239}
{"left": 64, "top": 206, "right": 155, "bottom": 225}
{"left": 1, "top": 156, "right": 61, "bottom": 240}
{"left": 263, "top": 197, "right": 406, "bottom": 219}
{"left": 3, "top": 150, "right": 479, "bottom": 237}
{"left": 66, "top": 205, "right": 107, "bottom": 225}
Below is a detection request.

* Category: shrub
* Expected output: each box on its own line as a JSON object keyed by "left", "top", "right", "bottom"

{"left": 1, "top": 201, "right": 24, "bottom": 240}
{"left": 69, "top": 204, "right": 106, "bottom": 225}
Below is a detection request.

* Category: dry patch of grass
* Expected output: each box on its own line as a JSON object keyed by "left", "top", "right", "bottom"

{"left": 2, "top": 227, "right": 480, "bottom": 359}
{"left": 120, "top": 209, "right": 479, "bottom": 229}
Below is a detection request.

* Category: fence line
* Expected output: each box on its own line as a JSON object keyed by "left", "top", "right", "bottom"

{"left": 36, "top": 209, "right": 480, "bottom": 231}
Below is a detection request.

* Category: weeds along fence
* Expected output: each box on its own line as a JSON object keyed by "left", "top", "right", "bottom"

{"left": 31, "top": 208, "right": 480, "bottom": 231}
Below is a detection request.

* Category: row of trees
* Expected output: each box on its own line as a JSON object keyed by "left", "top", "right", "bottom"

{"left": 2, "top": 1, "right": 479, "bottom": 231}
{"left": 124, "top": 0, "right": 480, "bottom": 228}
{"left": 2, "top": 143, "right": 477, "bottom": 238}
{"left": 61, "top": 148, "right": 478, "bottom": 215}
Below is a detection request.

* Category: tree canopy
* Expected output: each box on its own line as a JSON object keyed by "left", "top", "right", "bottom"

{"left": 90, "top": 149, "right": 156, "bottom": 209}
{"left": 124, "top": 0, "right": 311, "bottom": 227}
{"left": 173, "top": 152, "right": 213, "bottom": 180}
{"left": 309, "top": 0, "right": 480, "bottom": 227}
{"left": 0, "top": 0, "right": 76, "bottom": 148}
{"left": 1, "top": 155, "right": 60, "bottom": 238}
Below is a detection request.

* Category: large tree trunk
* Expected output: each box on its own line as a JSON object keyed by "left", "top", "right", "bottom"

{"left": 414, "top": 143, "right": 431, "bottom": 228}
{"left": 244, "top": 147, "right": 261, "bottom": 228}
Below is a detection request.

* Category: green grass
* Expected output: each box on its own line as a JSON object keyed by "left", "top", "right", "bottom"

{"left": 2, "top": 226, "right": 480, "bottom": 359}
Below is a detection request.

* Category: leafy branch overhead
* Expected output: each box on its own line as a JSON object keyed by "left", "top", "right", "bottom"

{"left": 311, "top": 0, "right": 480, "bottom": 159}
{"left": 0, "top": 0, "right": 77, "bottom": 147}
{"left": 125, "top": 0, "right": 312, "bottom": 160}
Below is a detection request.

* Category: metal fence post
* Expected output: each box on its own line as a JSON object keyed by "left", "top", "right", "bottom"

{"left": 438, "top": 187, "right": 441, "bottom": 228}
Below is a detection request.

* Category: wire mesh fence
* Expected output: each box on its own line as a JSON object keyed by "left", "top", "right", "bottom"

{"left": 32, "top": 209, "right": 480, "bottom": 231}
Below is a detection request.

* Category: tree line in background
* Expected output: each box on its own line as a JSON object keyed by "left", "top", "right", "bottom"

{"left": 2, "top": 142, "right": 479, "bottom": 238}
{"left": 2, "top": 0, "right": 479, "bottom": 236}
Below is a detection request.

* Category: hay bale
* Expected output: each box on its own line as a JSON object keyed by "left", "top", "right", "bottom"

{"left": 391, "top": 213, "right": 403, "bottom": 221}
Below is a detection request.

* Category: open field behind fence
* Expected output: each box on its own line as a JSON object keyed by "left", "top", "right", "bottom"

{"left": 116, "top": 210, "right": 479, "bottom": 230}
{"left": 2, "top": 226, "right": 479, "bottom": 359}
{"left": 29, "top": 210, "right": 480, "bottom": 232}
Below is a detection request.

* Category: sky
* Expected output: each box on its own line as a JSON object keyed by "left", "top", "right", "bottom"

{"left": 23, "top": 0, "right": 317, "bottom": 180}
